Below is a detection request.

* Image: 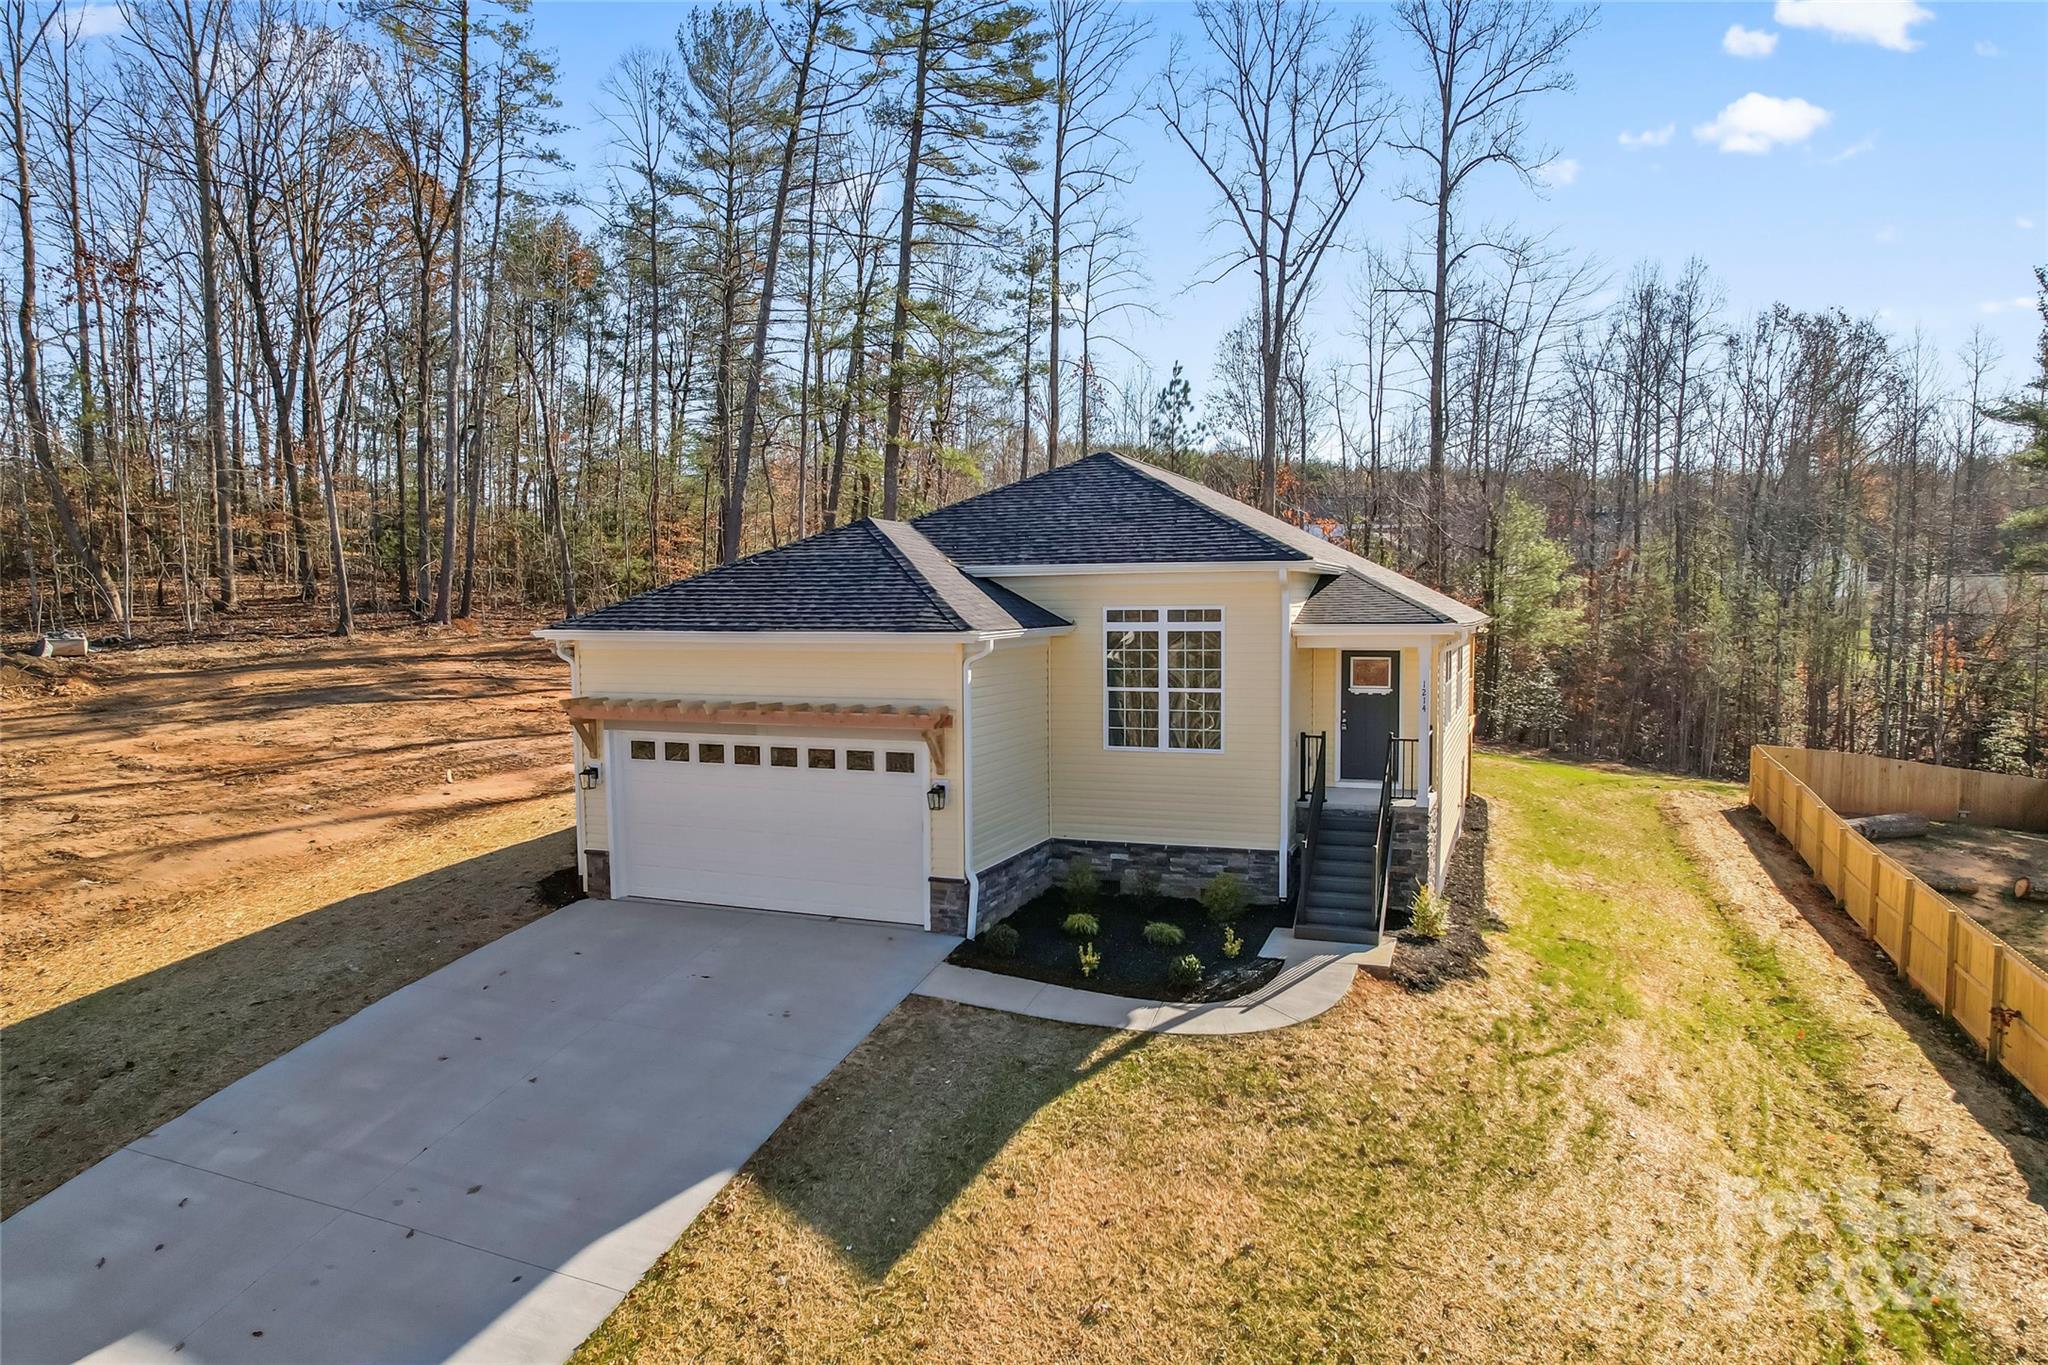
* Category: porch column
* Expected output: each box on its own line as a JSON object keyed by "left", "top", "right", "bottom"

{"left": 1415, "top": 638, "right": 1432, "bottom": 808}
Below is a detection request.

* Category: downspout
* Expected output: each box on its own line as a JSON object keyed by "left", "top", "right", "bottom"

{"left": 961, "top": 636, "right": 997, "bottom": 938}
{"left": 1276, "top": 568, "right": 1292, "bottom": 902}
{"left": 549, "top": 640, "right": 585, "bottom": 877}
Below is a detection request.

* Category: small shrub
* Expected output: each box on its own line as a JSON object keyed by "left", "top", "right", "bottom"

{"left": 1142, "top": 920, "right": 1185, "bottom": 948}
{"left": 1201, "top": 872, "right": 1250, "bottom": 924}
{"left": 1063, "top": 856, "right": 1099, "bottom": 910}
{"left": 1077, "top": 942, "right": 1101, "bottom": 978}
{"left": 1409, "top": 884, "right": 1449, "bottom": 940}
{"left": 1220, "top": 922, "right": 1244, "bottom": 959}
{"left": 980, "top": 922, "right": 1021, "bottom": 957}
{"left": 1166, "top": 954, "right": 1203, "bottom": 991}
{"left": 1061, "top": 911, "right": 1101, "bottom": 939}
{"left": 1130, "top": 867, "right": 1164, "bottom": 913}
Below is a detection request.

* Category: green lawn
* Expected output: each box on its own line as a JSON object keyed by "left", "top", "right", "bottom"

{"left": 576, "top": 754, "right": 2030, "bottom": 1363}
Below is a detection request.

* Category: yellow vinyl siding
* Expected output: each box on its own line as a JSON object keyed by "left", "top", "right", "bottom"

{"left": 569, "top": 641, "right": 965, "bottom": 877}
{"left": 970, "top": 639, "right": 1051, "bottom": 870}
{"left": 997, "top": 570, "right": 1286, "bottom": 852}
{"left": 1432, "top": 638, "right": 1476, "bottom": 888}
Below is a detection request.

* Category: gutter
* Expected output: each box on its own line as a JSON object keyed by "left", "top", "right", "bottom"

{"left": 960, "top": 636, "right": 997, "bottom": 938}
{"left": 530, "top": 625, "right": 1072, "bottom": 648}
{"left": 1276, "top": 568, "right": 1293, "bottom": 902}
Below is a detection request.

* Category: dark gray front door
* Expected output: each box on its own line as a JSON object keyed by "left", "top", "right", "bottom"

{"left": 1339, "top": 651, "right": 1399, "bottom": 782}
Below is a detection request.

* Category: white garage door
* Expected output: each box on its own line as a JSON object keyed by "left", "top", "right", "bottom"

{"left": 608, "top": 730, "right": 930, "bottom": 925}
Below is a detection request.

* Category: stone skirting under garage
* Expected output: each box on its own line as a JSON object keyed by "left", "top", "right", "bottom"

{"left": 929, "top": 878, "right": 969, "bottom": 935}
{"left": 583, "top": 849, "right": 612, "bottom": 899}
{"left": 974, "top": 838, "right": 1282, "bottom": 928}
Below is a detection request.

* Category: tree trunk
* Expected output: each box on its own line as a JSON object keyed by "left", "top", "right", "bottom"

{"left": 879, "top": 0, "right": 933, "bottom": 520}
{"left": 430, "top": 1, "right": 472, "bottom": 625}
{"left": 723, "top": 1, "right": 823, "bottom": 562}
{"left": 8, "top": 23, "right": 116, "bottom": 615}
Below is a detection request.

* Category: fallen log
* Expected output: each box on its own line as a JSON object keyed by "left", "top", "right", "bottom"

{"left": 1846, "top": 813, "right": 1932, "bottom": 841}
{"left": 1918, "top": 870, "right": 1980, "bottom": 895}
{"left": 2014, "top": 875, "right": 2040, "bottom": 902}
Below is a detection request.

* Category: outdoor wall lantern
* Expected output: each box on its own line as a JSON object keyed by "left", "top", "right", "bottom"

{"left": 927, "top": 782, "right": 947, "bottom": 812}
{"left": 579, "top": 765, "right": 602, "bottom": 791}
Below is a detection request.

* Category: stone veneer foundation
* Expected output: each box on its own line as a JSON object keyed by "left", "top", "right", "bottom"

{"left": 971, "top": 838, "right": 1282, "bottom": 929}
{"left": 586, "top": 840, "right": 1294, "bottom": 937}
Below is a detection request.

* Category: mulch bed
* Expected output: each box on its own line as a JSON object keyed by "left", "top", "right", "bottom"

{"left": 950, "top": 887, "right": 1288, "bottom": 1002}
{"left": 1390, "top": 795, "right": 1496, "bottom": 992}
{"left": 537, "top": 865, "right": 585, "bottom": 909}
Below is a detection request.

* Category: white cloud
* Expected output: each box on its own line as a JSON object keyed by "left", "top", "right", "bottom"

{"left": 1539, "top": 157, "right": 1581, "bottom": 188}
{"left": 1773, "top": 0, "right": 1932, "bottom": 52}
{"left": 59, "top": 3, "right": 126, "bottom": 39}
{"left": 1618, "top": 123, "right": 1676, "bottom": 149}
{"left": 1978, "top": 296, "right": 2036, "bottom": 315}
{"left": 1828, "top": 134, "right": 1878, "bottom": 164}
{"left": 1723, "top": 25, "right": 1779, "bottom": 57}
{"left": 1693, "top": 94, "right": 1832, "bottom": 155}
{"left": 1873, "top": 224, "right": 1898, "bottom": 244}
{"left": 2020, "top": 217, "right": 2038, "bottom": 231}
{"left": 1973, "top": 40, "right": 2000, "bottom": 58}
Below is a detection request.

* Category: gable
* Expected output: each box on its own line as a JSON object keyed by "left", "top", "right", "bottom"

{"left": 551, "top": 520, "right": 1068, "bottom": 634}
{"left": 913, "top": 453, "right": 1307, "bottom": 566}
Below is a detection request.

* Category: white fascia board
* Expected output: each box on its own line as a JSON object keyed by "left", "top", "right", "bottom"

{"left": 956, "top": 559, "right": 1318, "bottom": 577}
{"left": 1291, "top": 624, "right": 1462, "bottom": 645}
{"left": 531, "top": 626, "right": 1068, "bottom": 649}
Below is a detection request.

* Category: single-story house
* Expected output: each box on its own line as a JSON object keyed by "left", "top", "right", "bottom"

{"left": 536, "top": 452, "right": 1485, "bottom": 943}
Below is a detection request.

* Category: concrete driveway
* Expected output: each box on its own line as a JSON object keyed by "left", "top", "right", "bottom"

{"left": 1, "top": 900, "right": 954, "bottom": 1364}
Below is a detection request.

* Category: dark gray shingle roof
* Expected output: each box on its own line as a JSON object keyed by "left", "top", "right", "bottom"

{"left": 1295, "top": 570, "right": 1453, "bottom": 626}
{"left": 912, "top": 452, "right": 1309, "bottom": 564}
{"left": 552, "top": 519, "right": 1069, "bottom": 633}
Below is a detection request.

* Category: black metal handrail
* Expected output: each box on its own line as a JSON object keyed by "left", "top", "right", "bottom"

{"left": 1292, "top": 731, "right": 1328, "bottom": 925}
{"left": 1388, "top": 736, "right": 1421, "bottom": 800}
{"left": 1296, "top": 731, "right": 1326, "bottom": 805}
{"left": 1373, "top": 734, "right": 1398, "bottom": 937}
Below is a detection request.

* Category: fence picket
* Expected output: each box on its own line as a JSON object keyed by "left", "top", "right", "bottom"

{"left": 1748, "top": 745, "right": 2047, "bottom": 1109}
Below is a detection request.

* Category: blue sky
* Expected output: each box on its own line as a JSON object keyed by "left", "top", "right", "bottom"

{"left": 528, "top": 0, "right": 2048, "bottom": 397}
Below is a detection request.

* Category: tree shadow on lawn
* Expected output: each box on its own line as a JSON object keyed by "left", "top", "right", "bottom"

{"left": 747, "top": 995, "right": 1150, "bottom": 1281}
{"left": 1722, "top": 806, "right": 2048, "bottom": 1210}
{"left": 1, "top": 830, "right": 574, "bottom": 1217}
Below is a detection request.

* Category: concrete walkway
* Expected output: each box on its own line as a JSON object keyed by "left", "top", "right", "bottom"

{"left": 1, "top": 900, "right": 953, "bottom": 1364}
{"left": 913, "top": 928, "right": 1391, "bottom": 1034}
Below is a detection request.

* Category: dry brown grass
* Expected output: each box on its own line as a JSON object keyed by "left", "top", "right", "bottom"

{"left": 577, "top": 755, "right": 2047, "bottom": 1364}
{"left": 1, "top": 624, "right": 576, "bottom": 1214}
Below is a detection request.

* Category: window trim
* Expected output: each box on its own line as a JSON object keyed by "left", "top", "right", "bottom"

{"left": 1102, "top": 605, "right": 1226, "bottom": 754}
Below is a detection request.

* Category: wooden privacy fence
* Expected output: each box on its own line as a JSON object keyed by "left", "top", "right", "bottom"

{"left": 1749, "top": 745, "right": 2048, "bottom": 1110}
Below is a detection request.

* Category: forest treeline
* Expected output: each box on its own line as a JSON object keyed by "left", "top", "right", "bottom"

{"left": 4, "top": 0, "right": 2043, "bottom": 778}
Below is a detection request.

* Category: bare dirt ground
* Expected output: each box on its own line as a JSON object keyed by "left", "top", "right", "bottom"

{"left": 1878, "top": 822, "right": 2048, "bottom": 969}
{"left": 0, "top": 618, "right": 576, "bottom": 1214}
{"left": 1667, "top": 790, "right": 2048, "bottom": 1333}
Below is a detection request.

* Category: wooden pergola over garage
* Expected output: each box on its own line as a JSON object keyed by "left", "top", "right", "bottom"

{"left": 562, "top": 696, "right": 955, "bottom": 774}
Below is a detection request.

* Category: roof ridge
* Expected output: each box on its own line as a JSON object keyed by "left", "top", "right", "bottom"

{"left": 862, "top": 518, "right": 970, "bottom": 630}
{"left": 1093, "top": 453, "right": 1306, "bottom": 560}
{"left": 1107, "top": 452, "right": 1485, "bottom": 625}
{"left": 905, "top": 451, "right": 1116, "bottom": 528}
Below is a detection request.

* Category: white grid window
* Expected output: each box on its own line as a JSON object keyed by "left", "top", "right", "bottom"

{"left": 1105, "top": 607, "right": 1223, "bottom": 751}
